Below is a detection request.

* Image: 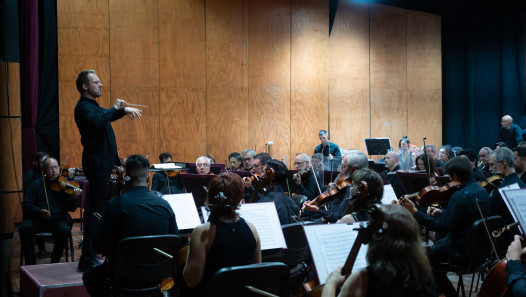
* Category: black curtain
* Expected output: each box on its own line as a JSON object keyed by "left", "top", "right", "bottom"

{"left": 442, "top": 9, "right": 526, "bottom": 151}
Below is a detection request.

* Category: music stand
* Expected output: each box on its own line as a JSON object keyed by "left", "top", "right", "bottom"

{"left": 364, "top": 138, "right": 391, "bottom": 159}
{"left": 434, "top": 175, "right": 452, "bottom": 187}
{"left": 179, "top": 173, "right": 216, "bottom": 212}
{"left": 187, "top": 163, "right": 222, "bottom": 174}
{"left": 149, "top": 163, "right": 186, "bottom": 195}
{"left": 396, "top": 171, "right": 430, "bottom": 194}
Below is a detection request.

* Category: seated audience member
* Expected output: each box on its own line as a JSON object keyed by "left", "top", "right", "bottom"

{"left": 438, "top": 145, "right": 453, "bottom": 166}
{"left": 478, "top": 147, "right": 493, "bottom": 176}
{"left": 513, "top": 146, "right": 526, "bottom": 184}
{"left": 83, "top": 155, "right": 179, "bottom": 297}
{"left": 196, "top": 156, "right": 211, "bottom": 175}
{"left": 255, "top": 159, "right": 300, "bottom": 225}
{"left": 400, "top": 156, "right": 490, "bottom": 297}
{"left": 324, "top": 204, "right": 437, "bottom": 297}
{"left": 398, "top": 136, "right": 415, "bottom": 170}
{"left": 338, "top": 169, "right": 384, "bottom": 223}
{"left": 20, "top": 157, "right": 81, "bottom": 265}
{"left": 228, "top": 152, "right": 242, "bottom": 170}
{"left": 241, "top": 149, "right": 256, "bottom": 171}
{"left": 506, "top": 235, "right": 526, "bottom": 297}
{"left": 293, "top": 153, "right": 322, "bottom": 201}
{"left": 151, "top": 152, "right": 183, "bottom": 194}
{"left": 458, "top": 149, "right": 486, "bottom": 181}
{"left": 498, "top": 115, "right": 523, "bottom": 148}
{"left": 302, "top": 150, "right": 368, "bottom": 223}
{"left": 381, "top": 151, "right": 405, "bottom": 198}
{"left": 183, "top": 173, "right": 261, "bottom": 296}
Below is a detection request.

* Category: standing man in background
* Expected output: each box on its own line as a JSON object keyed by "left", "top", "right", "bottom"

{"left": 497, "top": 115, "right": 523, "bottom": 148}
{"left": 74, "top": 70, "right": 142, "bottom": 271}
{"left": 314, "top": 130, "right": 342, "bottom": 171}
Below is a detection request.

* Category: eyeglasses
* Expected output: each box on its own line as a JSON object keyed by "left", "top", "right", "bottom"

{"left": 196, "top": 163, "right": 210, "bottom": 168}
{"left": 242, "top": 157, "right": 253, "bottom": 162}
{"left": 46, "top": 165, "right": 59, "bottom": 170}
{"left": 294, "top": 161, "right": 306, "bottom": 166}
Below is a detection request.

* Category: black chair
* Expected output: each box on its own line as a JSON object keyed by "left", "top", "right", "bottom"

{"left": 280, "top": 222, "right": 313, "bottom": 296}
{"left": 19, "top": 226, "right": 75, "bottom": 266}
{"left": 110, "top": 234, "right": 182, "bottom": 297}
{"left": 209, "top": 262, "right": 289, "bottom": 297}
{"left": 437, "top": 215, "right": 503, "bottom": 297}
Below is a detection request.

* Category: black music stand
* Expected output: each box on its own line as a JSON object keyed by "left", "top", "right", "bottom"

{"left": 396, "top": 171, "right": 430, "bottom": 194}
{"left": 149, "top": 163, "right": 186, "bottom": 195}
{"left": 179, "top": 173, "right": 216, "bottom": 211}
{"left": 187, "top": 163, "right": 222, "bottom": 174}
{"left": 434, "top": 175, "right": 452, "bottom": 187}
{"left": 364, "top": 138, "right": 391, "bottom": 159}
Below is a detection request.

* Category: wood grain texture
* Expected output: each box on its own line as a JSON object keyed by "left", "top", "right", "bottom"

{"left": 159, "top": 0, "right": 206, "bottom": 89}
{"left": 0, "top": 193, "right": 23, "bottom": 233}
{"left": 290, "top": 0, "right": 329, "bottom": 158}
{"left": 370, "top": 89, "right": 407, "bottom": 147}
{"left": 407, "top": 89, "right": 442, "bottom": 149}
{"left": 0, "top": 118, "right": 22, "bottom": 192}
{"left": 0, "top": 62, "right": 21, "bottom": 116}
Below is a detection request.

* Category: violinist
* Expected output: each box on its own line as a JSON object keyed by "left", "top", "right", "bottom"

{"left": 323, "top": 205, "right": 437, "bottom": 297}
{"left": 438, "top": 145, "right": 453, "bottom": 166}
{"left": 425, "top": 144, "right": 444, "bottom": 170}
{"left": 241, "top": 149, "right": 256, "bottom": 171}
{"left": 479, "top": 147, "right": 493, "bottom": 176}
{"left": 258, "top": 159, "right": 299, "bottom": 225}
{"left": 314, "top": 130, "right": 342, "bottom": 171}
{"left": 512, "top": 146, "right": 526, "bottom": 184}
{"left": 242, "top": 153, "right": 272, "bottom": 202}
{"left": 20, "top": 157, "right": 82, "bottom": 265}
{"left": 338, "top": 169, "right": 384, "bottom": 224}
{"left": 400, "top": 156, "right": 490, "bottom": 297}
{"left": 228, "top": 152, "right": 242, "bottom": 171}
{"left": 151, "top": 152, "right": 183, "bottom": 194}
{"left": 489, "top": 147, "right": 526, "bottom": 226}
{"left": 293, "top": 153, "right": 321, "bottom": 200}
{"left": 458, "top": 149, "right": 486, "bottom": 181}
{"left": 302, "top": 150, "right": 368, "bottom": 223}
{"left": 381, "top": 151, "right": 405, "bottom": 198}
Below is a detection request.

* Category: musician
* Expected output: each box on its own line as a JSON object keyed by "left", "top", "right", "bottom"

{"left": 302, "top": 150, "right": 369, "bottom": 223}
{"left": 183, "top": 172, "right": 261, "bottom": 296}
{"left": 74, "top": 70, "right": 142, "bottom": 271}
{"left": 512, "top": 146, "right": 526, "bottom": 184}
{"left": 498, "top": 115, "right": 523, "bottom": 148}
{"left": 20, "top": 157, "right": 81, "bottom": 265}
{"left": 458, "top": 149, "right": 486, "bottom": 182}
{"left": 258, "top": 159, "right": 300, "bottom": 225}
{"left": 505, "top": 235, "right": 526, "bottom": 297}
{"left": 489, "top": 147, "right": 526, "bottom": 225}
{"left": 398, "top": 136, "right": 415, "bottom": 170}
{"left": 479, "top": 147, "right": 493, "bottom": 176}
{"left": 196, "top": 156, "right": 211, "bottom": 175}
{"left": 241, "top": 149, "right": 256, "bottom": 171}
{"left": 438, "top": 145, "right": 453, "bottom": 166}
{"left": 311, "top": 153, "right": 325, "bottom": 171}
{"left": 292, "top": 153, "right": 321, "bottom": 201}
{"left": 425, "top": 144, "right": 444, "bottom": 169}
{"left": 381, "top": 151, "right": 405, "bottom": 198}
{"left": 242, "top": 153, "right": 272, "bottom": 200}
{"left": 314, "top": 130, "right": 342, "bottom": 171}
{"left": 400, "top": 156, "right": 490, "bottom": 297}
{"left": 83, "top": 155, "right": 178, "bottom": 297}
{"left": 206, "top": 154, "right": 215, "bottom": 164}
{"left": 338, "top": 169, "right": 384, "bottom": 223}
{"left": 228, "top": 152, "right": 242, "bottom": 170}
{"left": 151, "top": 152, "right": 183, "bottom": 194}
{"left": 324, "top": 205, "right": 437, "bottom": 297}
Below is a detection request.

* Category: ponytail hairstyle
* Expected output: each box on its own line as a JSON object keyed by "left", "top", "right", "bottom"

{"left": 206, "top": 172, "right": 244, "bottom": 223}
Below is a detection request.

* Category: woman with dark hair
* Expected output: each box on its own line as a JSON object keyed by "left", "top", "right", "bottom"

{"left": 399, "top": 136, "right": 415, "bottom": 170}
{"left": 183, "top": 172, "right": 261, "bottom": 295}
{"left": 323, "top": 204, "right": 437, "bottom": 297}
{"left": 338, "top": 169, "right": 384, "bottom": 223}
{"left": 415, "top": 154, "right": 440, "bottom": 185}
{"left": 438, "top": 145, "right": 453, "bottom": 165}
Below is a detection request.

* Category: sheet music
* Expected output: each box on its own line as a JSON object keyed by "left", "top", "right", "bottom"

{"left": 163, "top": 193, "right": 202, "bottom": 230}
{"left": 499, "top": 183, "right": 521, "bottom": 223}
{"left": 150, "top": 162, "right": 182, "bottom": 170}
{"left": 502, "top": 187, "right": 526, "bottom": 234}
{"left": 201, "top": 206, "right": 209, "bottom": 223}
{"left": 304, "top": 223, "right": 368, "bottom": 285}
{"left": 200, "top": 203, "right": 286, "bottom": 250}
{"left": 382, "top": 184, "right": 397, "bottom": 205}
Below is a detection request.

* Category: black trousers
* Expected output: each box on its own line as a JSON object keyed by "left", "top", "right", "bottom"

{"left": 19, "top": 217, "right": 70, "bottom": 265}
{"left": 82, "top": 168, "right": 112, "bottom": 259}
{"left": 430, "top": 239, "right": 467, "bottom": 297}
{"left": 83, "top": 260, "right": 111, "bottom": 297}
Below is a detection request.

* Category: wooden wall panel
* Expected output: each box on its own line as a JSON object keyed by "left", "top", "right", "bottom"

{"left": 370, "top": 4, "right": 407, "bottom": 147}
{"left": 109, "top": 0, "right": 160, "bottom": 159}
{"left": 0, "top": 194, "right": 22, "bottom": 234}
{"left": 407, "top": 11, "right": 442, "bottom": 148}
{"left": 290, "top": 0, "right": 329, "bottom": 159}
{"left": 206, "top": 0, "right": 248, "bottom": 160}
{"left": 0, "top": 63, "right": 21, "bottom": 116}
{"left": 58, "top": 0, "right": 110, "bottom": 165}
{"left": 329, "top": 1, "right": 370, "bottom": 152}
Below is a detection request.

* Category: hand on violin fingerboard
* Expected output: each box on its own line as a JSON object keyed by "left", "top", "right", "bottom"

{"left": 73, "top": 188, "right": 83, "bottom": 198}
{"left": 302, "top": 200, "right": 319, "bottom": 212}
{"left": 399, "top": 197, "right": 417, "bottom": 215}
{"left": 426, "top": 206, "right": 442, "bottom": 217}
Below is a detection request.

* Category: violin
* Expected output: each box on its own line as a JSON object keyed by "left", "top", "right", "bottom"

{"left": 343, "top": 181, "right": 369, "bottom": 216}
{"left": 300, "top": 175, "right": 352, "bottom": 215}
{"left": 248, "top": 169, "right": 275, "bottom": 203}
{"left": 167, "top": 170, "right": 183, "bottom": 178}
{"left": 293, "top": 168, "right": 313, "bottom": 184}
{"left": 49, "top": 176, "right": 81, "bottom": 195}
{"left": 479, "top": 174, "right": 504, "bottom": 193}
{"left": 403, "top": 181, "right": 462, "bottom": 207}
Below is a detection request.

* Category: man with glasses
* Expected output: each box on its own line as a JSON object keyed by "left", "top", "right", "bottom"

{"left": 20, "top": 157, "right": 82, "bottom": 265}
{"left": 241, "top": 149, "right": 256, "bottom": 171}
{"left": 195, "top": 156, "right": 212, "bottom": 175}
{"left": 243, "top": 153, "right": 271, "bottom": 202}
{"left": 512, "top": 146, "right": 526, "bottom": 184}
{"left": 292, "top": 153, "right": 321, "bottom": 201}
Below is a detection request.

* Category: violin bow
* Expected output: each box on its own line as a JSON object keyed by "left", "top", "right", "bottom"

{"left": 475, "top": 199, "right": 500, "bottom": 261}
{"left": 40, "top": 170, "right": 51, "bottom": 211}
{"left": 310, "top": 164, "right": 323, "bottom": 196}
{"left": 60, "top": 154, "right": 70, "bottom": 175}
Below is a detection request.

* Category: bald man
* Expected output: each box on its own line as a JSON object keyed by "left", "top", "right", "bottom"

{"left": 497, "top": 115, "right": 523, "bottom": 148}
{"left": 381, "top": 152, "right": 405, "bottom": 198}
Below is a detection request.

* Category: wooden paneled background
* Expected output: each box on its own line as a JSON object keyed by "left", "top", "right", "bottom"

{"left": 57, "top": 0, "right": 442, "bottom": 168}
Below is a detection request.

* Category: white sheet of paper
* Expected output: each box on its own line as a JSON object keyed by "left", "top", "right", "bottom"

{"left": 499, "top": 183, "right": 521, "bottom": 222}
{"left": 304, "top": 223, "right": 368, "bottom": 285}
{"left": 163, "top": 193, "right": 202, "bottom": 230}
{"left": 201, "top": 206, "right": 209, "bottom": 223}
{"left": 200, "top": 203, "right": 286, "bottom": 250}
{"left": 382, "top": 184, "right": 397, "bottom": 205}
{"left": 502, "top": 188, "right": 526, "bottom": 234}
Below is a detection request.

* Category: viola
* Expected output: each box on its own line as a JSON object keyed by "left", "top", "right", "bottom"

{"left": 479, "top": 174, "right": 504, "bottom": 193}
{"left": 248, "top": 168, "right": 275, "bottom": 203}
{"left": 404, "top": 181, "right": 462, "bottom": 207}
{"left": 49, "top": 176, "right": 81, "bottom": 195}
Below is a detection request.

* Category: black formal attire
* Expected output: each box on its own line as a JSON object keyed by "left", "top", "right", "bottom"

{"left": 23, "top": 169, "right": 41, "bottom": 193}
{"left": 20, "top": 178, "right": 78, "bottom": 264}
{"left": 83, "top": 185, "right": 179, "bottom": 297}
{"left": 365, "top": 266, "right": 438, "bottom": 297}
{"left": 316, "top": 186, "right": 350, "bottom": 223}
{"left": 413, "top": 179, "right": 490, "bottom": 297}
{"left": 490, "top": 172, "right": 526, "bottom": 225}
{"left": 382, "top": 165, "right": 405, "bottom": 198}
{"left": 74, "top": 96, "right": 126, "bottom": 265}
{"left": 314, "top": 142, "right": 342, "bottom": 171}
{"left": 434, "top": 159, "right": 444, "bottom": 170}
{"left": 482, "top": 166, "right": 492, "bottom": 178}
{"left": 151, "top": 172, "right": 183, "bottom": 195}
{"left": 258, "top": 185, "right": 299, "bottom": 225}
{"left": 472, "top": 166, "right": 486, "bottom": 182}
{"left": 497, "top": 124, "right": 523, "bottom": 148}
{"left": 506, "top": 260, "right": 526, "bottom": 297}
{"left": 295, "top": 171, "right": 321, "bottom": 201}
{"left": 520, "top": 172, "right": 526, "bottom": 185}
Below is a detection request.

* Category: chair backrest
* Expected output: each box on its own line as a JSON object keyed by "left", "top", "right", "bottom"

{"left": 210, "top": 262, "right": 289, "bottom": 297}
{"left": 112, "top": 235, "right": 182, "bottom": 285}
{"left": 280, "top": 223, "right": 311, "bottom": 267}
{"left": 464, "top": 216, "right": 503, "bottom": 265}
